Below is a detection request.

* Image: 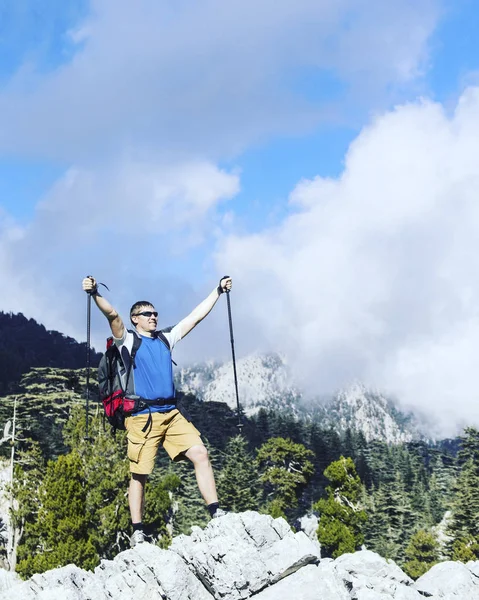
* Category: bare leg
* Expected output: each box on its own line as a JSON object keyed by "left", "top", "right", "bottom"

{"left": 185, "top": 444, "right": 218, "bottom": 505}
{"left": 129, "top": 473, "right": 147, "bottom": 522}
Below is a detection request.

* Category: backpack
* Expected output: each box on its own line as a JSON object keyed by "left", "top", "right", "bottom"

{"left": 98, "top": 329, "right": 172, "bottom": 431}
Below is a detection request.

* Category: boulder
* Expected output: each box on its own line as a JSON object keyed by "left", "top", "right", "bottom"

{"left": 93, "top": 542, "right": 213, "bottom": 600}
{"left": 332, "top": 550, "right": 421, "bottom": 600}
{"left": 414, "top": 560, "right": 479, "bottom": 599}
{"left": 0, "top": 564, "right": 95, "bottom": 600}
{"left": 251, "top": 563, "right": 350, "bottom": 600}
{"left": 170, "top": 511, "right": 320, "bottom": 599}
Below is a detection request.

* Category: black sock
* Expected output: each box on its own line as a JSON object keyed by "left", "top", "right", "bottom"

{"left": 207, "top": 502, "right": 220, "bottom": 517}
{"left": 132, "top": 522, "right": 144, "bottom": 532}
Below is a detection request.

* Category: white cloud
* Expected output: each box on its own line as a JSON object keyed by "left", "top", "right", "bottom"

{"left": 215, "top": 86, "right": 479, "bottom": 436}
{"left": 0, "top": 159, "right": 239, "bottom": 345}
{"left": 0, "top": 0, "right": 441, "bottom": 161}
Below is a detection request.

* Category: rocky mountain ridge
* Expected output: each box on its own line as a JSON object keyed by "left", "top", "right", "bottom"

{"left": 2, "top": 511, "right": 478, "bottom": 600}
{"left": 176, "top": 354, "right": 427, "bottom": 444}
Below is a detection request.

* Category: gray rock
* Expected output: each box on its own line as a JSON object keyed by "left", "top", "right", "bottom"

{"left": 331, "top": 550, "right": 420, "bottom": 600}
{"left": 5, "top": 511, "right": 479, "bottom": 600}
{"left": 468, "top": 560, "right": 479, "bottom": 578}
{"left": 298, "top": 514, "right": 321, "bottom": 554}
{"left": 0, "top": 568, "right": 20, "bottom": 592}
{"left": 414, "top": 560, "right": 479, "bottom": 598}
{"left": 170, "top": 511, "right": 320, "bottom": 599}
{"left": 91, "top": 542, "right": 213, "bottom": 600}
{"left": 252, "top": 563, "right": 350, "bottom": 600}
{"left": 0, "top": 564, "right": 94, "bottom": 600}
{"left": 392, "top": 586, "right": 426, "bottom": 600}
{"left": 349, "top": 584, "right": 423, "bottom": 600}
{"left": 351, "top": 590, "right": 390, "bottom": 600}
{"left": 333, "top": 550, "right": 412, "bottom": 584}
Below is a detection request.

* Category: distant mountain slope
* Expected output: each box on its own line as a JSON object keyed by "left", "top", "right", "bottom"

{"left": 0, "top": 312, "right": 101, "bottom": 393}
{"left": 176, "top": 353, "right": 302, "bottom": 412}
{"left": 303, "top": 382, "right": 425, "bottom": 444}
{"left": 175, "top": 353, "right": 427, "bottom": 444}
{"left": 0, "top": 311, "right": 428, "bottom": 444}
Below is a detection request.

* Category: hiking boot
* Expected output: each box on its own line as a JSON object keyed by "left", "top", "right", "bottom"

{"left": 212, "top": 508, "right": 228, "bottom": 519}
{"left": 130, "top": 529, "right": 146, "bottom": 548}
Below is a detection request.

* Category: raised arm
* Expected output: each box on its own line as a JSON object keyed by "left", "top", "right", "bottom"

{"left": 82, "top": 276, "right": 125, "bottom": 340}
{"left": 177, "top": 276, "right": 232, "bottom": 339}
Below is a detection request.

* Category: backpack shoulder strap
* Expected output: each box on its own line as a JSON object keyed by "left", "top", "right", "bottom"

{"left": 129, "top": 329, "right": 142, "bottom": 359}
{"left": 122, "top": 330, "right": 142, "bottom": 391}
{"left": 156, "top": 328, "right": 177, "bottom": 366}
{"left": 156, "top": 329, "right": 171, "bottom": 351}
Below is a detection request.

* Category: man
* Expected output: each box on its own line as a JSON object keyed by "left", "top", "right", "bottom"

{"left": 82, "top": 275, "right": 232, "bottom": 547}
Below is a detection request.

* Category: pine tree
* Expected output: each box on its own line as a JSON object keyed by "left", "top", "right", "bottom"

{"left": 256, "top": 437, "right": 314, "bottom": 518}
{"left": 447, "top": 428, "right": 479, "bottom": 561}
{"left": 216, "top": 435, "right": 261, "bottom": 512}
{"left": 64, "top": 409, "right": 132, "bottom": 553}
{"left": 457, "top": 427, "right": 479, "bottom": 464}
{"left": 16, "top": 451, "right": 97, "bottom": 578}
{"left": 363, "top": 473, "right": 415, "bottom": 562}
{"left": 253, "top": 409, "right": 270, "bottom": 445}
{"left": 403, "top": 530, "right": 440, "bottom": 579}
{"left": 354, "top": 431, "right": 373, "bottom": 488}
{"left": 447, "top": 460, "right": 479, "bottom": 560}
{"left": 10, "top": 438, "right": 46, "bottom": 571}
{"left": 314, "top": 456, "right": 367, "bottom": 559}
{"left": 144, "top": 471, "right": 181, "bottom": 547}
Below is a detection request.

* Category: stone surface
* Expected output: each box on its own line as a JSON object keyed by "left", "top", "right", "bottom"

{"left": 252, "top": 563, "right": 350, "bottom": 600}
{"left": 468, "top": 561, "right": 479, "bottom": 578}
{"left": 0, "top": 568, "right": 20, "bottom": 592}
{"left": 331, "top": 550, "right": 420, "bottom": 600}
{"left": 3, "top": 512, "right": 479, "bottom": 600}
{"left": 414, "top": 560, "right": 479, "bottom": 599}
{"left": 0, "top": 564, "right": 95, "bottom": 600}
{"left": 333, "top": 550, "right": 412, "bottom": 584}
{"left": 96, "top": 542, "right": 213, "bottom": 600}
{"left": 170, "top": 511, "right": 320, "bottom": 599}
{"left": 298, "top": 513, "right": 321, "bottom": 554}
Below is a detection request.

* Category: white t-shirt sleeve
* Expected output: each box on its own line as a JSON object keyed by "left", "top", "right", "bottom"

{"left": 113, "top": 329, "right": 134, "bottom": 353}
{"left": 162, "top": 324, "right": 182, "bottom": 350}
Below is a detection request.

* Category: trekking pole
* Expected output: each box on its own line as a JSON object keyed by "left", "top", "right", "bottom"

{"left": 84, "top": 277, "right": 109, "bottom": 440}
{"left": 85, "top": 287, "right": 92, "bottom": 440}
{"left": 225, "top": 286, "right": 243, "bottom": 431}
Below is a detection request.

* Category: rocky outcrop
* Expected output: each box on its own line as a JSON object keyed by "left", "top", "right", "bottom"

{"left": 415, "top": 561, "right": 479, "bottom": 599}
{"left": 1, "top": 512, "right": 478, "bottom": 600}
{"left": 177, "top": 357, "right": 426, "bottom": 443}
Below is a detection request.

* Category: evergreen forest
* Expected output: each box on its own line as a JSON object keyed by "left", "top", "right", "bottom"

{"left": 0, "top": 314, "right": 477, "bottom": 582}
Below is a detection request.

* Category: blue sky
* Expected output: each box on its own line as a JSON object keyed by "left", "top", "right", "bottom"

{"left": 1, "top": 0, "right": 478, "bottom": 224}
{"left": 1, "top": 0, "right": 479, "bottom": 432}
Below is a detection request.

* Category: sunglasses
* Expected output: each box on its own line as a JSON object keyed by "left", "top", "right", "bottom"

{"left": 134, "top": 311, "right": 158, "bottom": 318}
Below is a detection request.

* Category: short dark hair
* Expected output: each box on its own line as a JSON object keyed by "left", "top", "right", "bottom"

{"left": 130, "top": 300, "right": 155, "bottom": 324}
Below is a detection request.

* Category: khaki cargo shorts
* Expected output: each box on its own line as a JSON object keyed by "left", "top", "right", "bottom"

{"left": 125, "top": 409, "right": 203, "bottom": 475}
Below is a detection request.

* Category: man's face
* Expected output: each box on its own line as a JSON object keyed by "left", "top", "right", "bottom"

{"left": 131, "top": 305, "right": 158, "bottom": 334}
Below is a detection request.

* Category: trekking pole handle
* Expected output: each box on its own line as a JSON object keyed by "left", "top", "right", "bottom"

{"left": 84, "top": 275, "right": 109, "bottom": 296}
{"left": 217, "top": 275, "right": 231, "bottom": 295}
{"left": 85, "top": 275, "right": 97, "bottom": 295}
